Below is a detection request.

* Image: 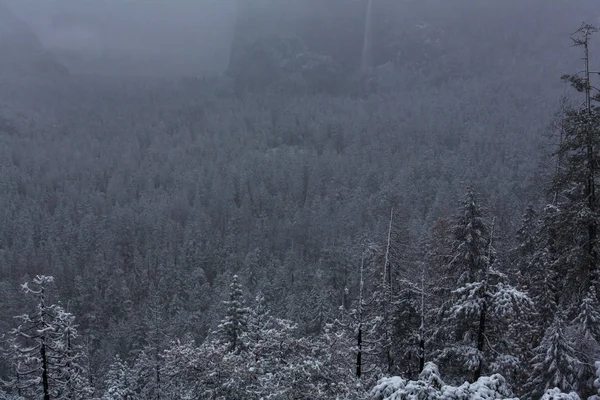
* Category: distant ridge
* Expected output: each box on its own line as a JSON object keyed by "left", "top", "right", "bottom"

{"left": 0, "top": 0, "right": 68, "bottom": 79}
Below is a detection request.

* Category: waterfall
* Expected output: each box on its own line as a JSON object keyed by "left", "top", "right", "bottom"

{"left": 361, "top": 0, "right": 374, "bottom": 72}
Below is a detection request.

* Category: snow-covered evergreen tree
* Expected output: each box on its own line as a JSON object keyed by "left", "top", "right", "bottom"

{"left": 552, "top": 23, "right": 600, "bottom": 322}
{"left": 540, "top": 387, "right": 581, "bottom": 400}
{"left": 573, "top": 289, "right": 600, "bottom": 346}
{"left": 449, "top": 188, "right": 493, "bottom": 286}
{"left": 247, "top": 292, "right": 270, "bottom": 346}
{"left": 102, "top": 356, "right": 136, "bottom": 400}
{"left": 337, "top": 247, "right": 385, "bottom": 382}
{"left": 51, "top": 307, "right": 95, "bottom": 399}
{"left": 0, "top": 390, "right": 25, "bottom": 400}
{"left": 526, "top": 316, "right": 584, "bottom": 398}
{"left": 516, "top": 25, "right": 600, "bottom": 397}
{"left": 161, "top": 294, "right": 361, "bottom": 399}
{"left": 131, "top": 291, "right": 168, "bottom": 400}
{"left": 590, "top": 361, "right": 600, "bottom": 400}
{"left": 216, "top": 274, "right": 250, "bottom": 352}
{"left": 390, "top": 274, "right": 428, "bottom": 379}
{"left": 513, "top": 205, "right": 561, "bottom": 343}
{"left": 367, "top": 362, "right": 516, "bottom": 400}
{"left": 3, "top": 276, "right": 93, "bottom": 400}
{"left": 436, "top": 189, "right": 532, "bottom": 383}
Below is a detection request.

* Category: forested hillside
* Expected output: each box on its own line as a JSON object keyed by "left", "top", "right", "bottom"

{"left": 1, "top": 1, "right": 600, "bottom": 399}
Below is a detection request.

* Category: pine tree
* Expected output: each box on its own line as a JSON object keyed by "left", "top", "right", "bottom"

{"left": 553, "top": 23, "right": 600, "bottom": 318}
{"left": 572, "top": 288, "right": 600, "bottom": 345}
{"left": 436, "top": 189, "right": 532, "bottom": 383}
{"left": 130, "top": 350, "right": 158, "bottom": 400}
{"left": 520, "top": 24, "right": 600, "bottom": 396}
{"left": 132, "top": 290, "right": 168, "bottom": 400}
{"left": 514, "top": 205, "right": 562, "bottom": 344}
{"left": 247, "top": 292, "right": 270, "bottom": 347}
{"left": 375, "top": 209, "right": 399, "bottom": 374}
{"left": 591, "top": 361, "right": 600, "bottom": 400}
{"left": 389, "top": 254, "right": 431, "bottom": 380}
{"left": 4, "top": 276, "right": 92, "bottom": 400}
{"left": 50, "top": 308, "right": 94, "bottom": 400}
{"left": 526, "top": 316, "right": 583, "bottom": 398}
{"left": 449, "top": 188, "right": 491, "bottom": 286}
{"left": 435, "top": 188, "right": 493, "bottom": 381}
{"left": 102, "top": 356, "right": 135, "bottom": 400}
{"left": 216, "top": 275, "right": 249, "bottom": 352}
{"left": 0, "top": 389, "right": 25, "bottom": 400}
{"left": 337, "top": 247, "right": 384, "bottom": 381}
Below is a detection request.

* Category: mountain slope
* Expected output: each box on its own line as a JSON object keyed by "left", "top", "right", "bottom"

{"left": 0, "top": 0, "right": 68, "bottom": 79}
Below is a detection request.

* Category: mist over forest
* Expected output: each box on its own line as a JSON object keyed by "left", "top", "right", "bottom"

{"left": 1, "top": 1, "right": 600, "bottom": 399}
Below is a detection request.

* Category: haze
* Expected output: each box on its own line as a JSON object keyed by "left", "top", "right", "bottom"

{"left": 2, "top": 1, "right": 600, "bottom": 399}
{"left": 4, "top": 0, "right": 600, "bottom": 76}
{"left": 7, "top": 0, "right": 237, "bottom": 75}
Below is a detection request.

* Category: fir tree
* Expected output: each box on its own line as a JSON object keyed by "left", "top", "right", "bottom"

{"left": 4, "top": 276, "right": 92, "bottom": 400}
{"left": 102, "top": 356, "right": 135, "bottom": 400}
{"left": 216, "top": 275, "right": 249, "bottom": 352}
{"left": 391, "top": 264, "right": 430, "bottom": 380}
{"left": 50, "top": 308, "right": 94, "bottom": 400}
{"left": 572, "top": 288, "right": 600, "bottom": 345}
{"left": 435, "top": 188, "right": 493, "bottom": 381}
{"left": 337, "top": 247, "right": 384, "bottom": 381}
{"left": 591, "top": 361, "right": 600, "bottom": 400}
{"left": 450, "top": 188, "right": 492, "bottom": 286}
{"left": 436, "top": 189, "right": 532, "bottom": 383}
{"left": 132, "top": 290, "right": 168, "bottom": 400}
{"left": 247, "top": 292, "right": 270, "bottom": 347}
{"left": 515, "top": 205, "right": 562, "bottom": 343}
{"left": 553, "top": 23, "right": 600, "bottom": 317}
{"left": 526, "top": 316, "right": 584, "bottom": 398}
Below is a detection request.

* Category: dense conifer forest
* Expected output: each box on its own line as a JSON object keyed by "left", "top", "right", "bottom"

{"left": 1, "top": 0, "right": 600, "bottom": 398}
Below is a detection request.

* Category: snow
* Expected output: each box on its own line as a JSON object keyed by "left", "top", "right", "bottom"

{"left": 539, "top": 388, "right": 580, "bottom": 400}
{"left": 368, "top": 362, "right": 517, "bottom": 400}
{"left": 591, "top": 361, "right": 600, "bottom": 400}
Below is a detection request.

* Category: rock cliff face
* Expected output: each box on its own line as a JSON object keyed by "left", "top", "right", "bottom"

{"left": 227, "top": 0, "right": 600, "bottom": 94}
{"left": 0, "top": 0, "right": 68, "bottom": 79}
{"left": 226, "top": 0, "right": 423, "bottom": 90}
{"left": 227, "top": 0, "right": 370, "bottom": 93}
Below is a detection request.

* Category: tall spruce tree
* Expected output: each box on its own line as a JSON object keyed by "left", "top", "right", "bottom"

{"left": 526, "top": 315, "right": 583, "bottom": 398}
{"left": 338, "top": 246, "right": 384, "bottom": 381}
{"left": 435, "top": 188, "right": 493, "bottom": 381}
{"left": 216, "top": 275, "right": 250, "bottom": 352}
{"left": 591, "top": 361, "right": 600, "bottom": 400}
{"left": 513, "top": 205, "right": 562, "bottom": 344}
{"left": 553, "top": 23, "right": 600, "bottom": 321}
{"left": 102, "top": 356, "right": 135, "bottom": 400}
{"left": 436, "top": 188, "right": 531, "bottom": 383}
{"left": 3, "top": 276, "right": 92, "bottom": 400}
{"left": 520, "top": 23, "right": 600, "bottom": 397}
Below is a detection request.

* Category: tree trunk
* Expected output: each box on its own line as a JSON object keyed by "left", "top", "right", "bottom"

{"left": 386, "top": 348, "right": 393, "bottom": 373}
{"left": 474, "top": 301, "right": 486, "bottom": 382}
{"left": 156, "top": 362, "right": 160, "bottom": 400}
{"left": 419, "top": 337, "right": 425, "bottom": 372}
{"left": 356, "top": 325, "right": 362, "bottom": 378}
{"left": 583, "top": 32, "right": 599, "bottom": 287}
{"left": 41, "top": 342, "right": 50, "bottom": 400}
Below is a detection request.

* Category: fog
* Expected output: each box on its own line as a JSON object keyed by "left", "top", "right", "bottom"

{"left": 4, "top": 0, "right": 600, "bottom": 77}
{"left": 3, "top": 1, "right": 600, "bottom": 399}
{"left": 6, "top": 0, "right": 237, "bottom": 75}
